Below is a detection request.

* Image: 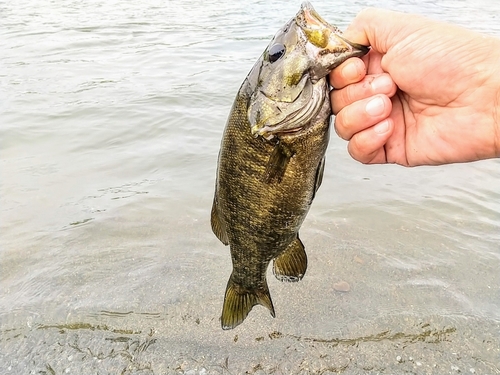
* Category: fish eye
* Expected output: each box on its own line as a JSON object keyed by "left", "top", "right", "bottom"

{"left": 268, "top": 43, "right": 286, "bottom": 63}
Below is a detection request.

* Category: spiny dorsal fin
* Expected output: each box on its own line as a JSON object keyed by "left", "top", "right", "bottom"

{"left": 221, "top": 275, "right": 275, "bottom": 330}
{"left": 273, "top": 237, "right": 307, "bottom": 282}
{"left": 264, "top": 142, "right": 293, "bottom": 184}
{"left": 211, "top": 196, "right": 229, "bottom": 245}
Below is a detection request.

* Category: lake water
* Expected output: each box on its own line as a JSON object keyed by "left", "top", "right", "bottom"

{"left": 1, "top": 0, "right": 499, "bottom": 374}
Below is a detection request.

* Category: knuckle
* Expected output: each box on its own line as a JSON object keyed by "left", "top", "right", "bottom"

{"left": 329, "top": 68, "right": 344, "bottom": 89}
{"left": 333, "top": 115, "right": 346, "bottom": 140}
{"left": 345, "top": 79, "right": 374, "bottom": 105}
{"left": 334, "top": 109, "right": 354, "bottom": 141}
{"left": 348, "top": 130, "right": 385, "bottom": 164}
{"left": 347, "top": 139, "right": 366, "bottom": 163}
{"left": 330, "top": 90, "right": 343, "bottom": 115}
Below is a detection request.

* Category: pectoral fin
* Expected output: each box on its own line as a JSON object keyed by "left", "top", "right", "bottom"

{"left": 211, "top": 196, "right": 229, "bottom": 245}
{"left": 273, "top": 237, "right": 308, "bottom": 282}
{"left": 264, "top": 142, "right": 293, "bottom": 184}
{"left": 221, "top": 275, "right": 275, "bottom": 330}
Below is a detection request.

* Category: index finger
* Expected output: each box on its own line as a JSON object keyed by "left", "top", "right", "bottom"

{"left": 329, "top": 57, "right": 366, "bottom": 89}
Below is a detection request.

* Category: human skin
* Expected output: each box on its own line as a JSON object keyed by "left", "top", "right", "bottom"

{"left": 329, "top": 8, "right": 500, "bottom": 166}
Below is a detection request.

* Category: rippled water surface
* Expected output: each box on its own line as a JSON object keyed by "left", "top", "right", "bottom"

{"left": 1, "top": 0, "right": 499, "bottom": 374}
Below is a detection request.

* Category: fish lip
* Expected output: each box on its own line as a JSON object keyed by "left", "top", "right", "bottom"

{"left": 338, "top": 34, "right": 370, "bottom": 56}
{"left": 301, "top": 1, "right": 313, "bottom": 10}
{"left": 297, "top": 2, "right": 369, "bottom": 57}
{"left": 297, "top": 3, "right": 370, "bottom": 80}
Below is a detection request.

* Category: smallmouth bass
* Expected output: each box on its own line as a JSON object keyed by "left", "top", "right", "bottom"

{"left": 211, "top": 2, "right": 368, "bottom": 330}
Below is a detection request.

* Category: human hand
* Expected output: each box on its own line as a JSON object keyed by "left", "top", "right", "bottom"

{"left": 330, "top": 8, "right": 500, "bottom": 166}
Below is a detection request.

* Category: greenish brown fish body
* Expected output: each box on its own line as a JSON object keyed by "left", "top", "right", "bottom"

{"left": 211, "top": 2, "right": 368, "bottom": 330}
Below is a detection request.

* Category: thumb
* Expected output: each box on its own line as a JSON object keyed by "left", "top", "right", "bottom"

{"left": 343, "top": 8, "right": 425, "bottom": 54}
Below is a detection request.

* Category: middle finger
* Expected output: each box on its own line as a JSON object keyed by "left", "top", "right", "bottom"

{"left": 334, "top": 94, "right": 393, "bottom": 141}
{"left": 330, "top": 73, "right": 396, "bottom": 115}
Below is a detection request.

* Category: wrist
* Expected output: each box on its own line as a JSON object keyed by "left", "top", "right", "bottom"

{"left": 489, "top": 39, "right": 500, "bottom": 158}
{"left": 493, "top": 61, "right": 500, "bottom": 158}
{"left": 494, "top": 90, "right": 500, "bottom": 158}
{"left": 480, "top": 35, "right": 500, "bottom": 159}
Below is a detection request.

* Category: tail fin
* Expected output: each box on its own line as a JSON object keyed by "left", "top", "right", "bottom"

{"left": 221, "top": 276, "right": 275, "bottom": 330}
{"left": 273, "top": 237, "right": 307, "bottom": 282}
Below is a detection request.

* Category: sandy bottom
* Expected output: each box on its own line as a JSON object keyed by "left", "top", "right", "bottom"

{"left": 1, "top": 203, "right": 499, "bottom": 374}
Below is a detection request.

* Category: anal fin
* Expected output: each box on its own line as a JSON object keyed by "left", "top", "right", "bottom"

{"left": 273, "top": 237, "right": 307, "bottom": 282}
{"left": 221, "top": 275, "right": 275, "bottom": 330}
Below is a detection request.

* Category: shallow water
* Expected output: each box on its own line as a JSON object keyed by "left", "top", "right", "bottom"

{"left": 1, "top": 0, "right": 499, "bottom": 374}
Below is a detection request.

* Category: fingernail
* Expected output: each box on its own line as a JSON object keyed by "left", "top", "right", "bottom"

{"left": 374, "top": 119, "right": 390, "bottom": 134}
{"left": 371, "top": 75, "right": 393, "bottom": 93}
{"left": 365, "top": 96, "right": 385, "bottom": 116}
{"left": 341, "top": 62, "right": 358, "bottom": 80}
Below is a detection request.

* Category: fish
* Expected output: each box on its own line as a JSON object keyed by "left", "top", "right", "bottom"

{"left": 211, "top": 2, "right": 369, "bottom": 330}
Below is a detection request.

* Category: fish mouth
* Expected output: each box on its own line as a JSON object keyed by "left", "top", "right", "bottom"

{"left": 298, "top": 2, "right": 369, "bottom": 80}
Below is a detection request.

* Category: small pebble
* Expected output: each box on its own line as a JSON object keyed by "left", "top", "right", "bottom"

{"left": 451, "top": 365, "right": 460, "bottom": 372}
{"left": 416, "top": 362, "right": 422, "bottom": 366}
{"left": 396, "top": 356, "right": 402, "bottom": 363}
{"left": 409, "top": 357, "right": 414, "bottom": 362}
{"left": 333, "top": 281, "right": 350, "bottom": 292}
{"left": 470, "top": 368, "right": 475, "bottom": 374}
{"left": 354, "top": 255, "right": 364, "bottom": 264}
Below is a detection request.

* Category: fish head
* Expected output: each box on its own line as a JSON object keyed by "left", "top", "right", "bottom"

{"left": 248, "top": 2, "right": 369, "bottom": 139}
